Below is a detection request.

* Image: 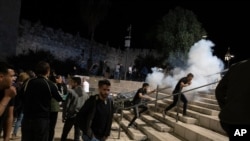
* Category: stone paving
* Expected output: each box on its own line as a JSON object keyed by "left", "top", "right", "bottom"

{"left": 7, "top": 111, "right": 132, "bottom": 141}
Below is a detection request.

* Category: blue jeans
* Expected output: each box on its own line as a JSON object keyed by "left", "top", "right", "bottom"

{"left": 114, "top": 72, "right": 120, "bottom": 79}
{"left": 13, "top": 112, "right": 24, "bottom": 135}
{"left": 82, "top": 135, "right": 104, "bottom": 141}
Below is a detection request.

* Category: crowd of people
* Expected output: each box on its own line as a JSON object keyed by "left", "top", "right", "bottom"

{"left": 0, "top": 61, "right": 114, "bottom": 141}
{"left": 86, "top": 61, "right": 150, "bottom": 81}
{"left": 1, "top": 58, "right": 249, "bottom": 141}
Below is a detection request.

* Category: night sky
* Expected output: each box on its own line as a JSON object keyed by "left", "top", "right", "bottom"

{"left": 20, "top": 0, "right": 249, "bottom": 64}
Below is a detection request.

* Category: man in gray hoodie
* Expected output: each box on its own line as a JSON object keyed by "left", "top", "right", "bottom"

{"left": 61, "top": 77, "right": 89, "bottom": 141}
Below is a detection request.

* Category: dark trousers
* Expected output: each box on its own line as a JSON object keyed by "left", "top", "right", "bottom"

{"left": 61, "top": 117, "right": 81, "bottom": 141}
{"left": 164, "top": 93, "right": 188, "bottom": 115}
{"left": 128, "top": 104, "right": 148, "bottom": 126}
{"left": 49, "top": 112, "right": 58, "bottom": 141}
{"left": 220, "top": 121, "right": 250, "bottom": 141}
{"left": 21, "top": 118, "right": 49, "bottom": 141}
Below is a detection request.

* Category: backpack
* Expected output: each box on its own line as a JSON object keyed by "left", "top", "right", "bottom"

{"left": 76, "top": 95, "right": 97, "bottom": 135}
{"left": 13, "top": 79, "right": 32, "bottom": 117}
{"left": 14, "top": 77, "right": 51, "bottom": 117}
{"left": 76, "top": 95, "right": 113, "bottom": 137}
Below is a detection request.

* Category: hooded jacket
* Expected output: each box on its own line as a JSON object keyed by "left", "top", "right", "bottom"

{"left": 63, "top": 86, "right": 89, "bottom": 119}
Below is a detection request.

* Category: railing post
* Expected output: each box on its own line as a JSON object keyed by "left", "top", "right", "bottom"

{"left": 176, "top": 92, "right": 181, "bottom": 122}
{"left": 118, "top": 108, "right": 123, "bottom": 139}
{"left": 155, "top": 85, "right": 159, "bottom": 112}
{"left": 118, "top": 100, "right": 124, "bottom": 139}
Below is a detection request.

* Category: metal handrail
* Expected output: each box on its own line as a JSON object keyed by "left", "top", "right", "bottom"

{"left": 114, "top": 68, "right": 227, "bottom": 104}
{"left": 116, "top": 81, "right": 218, "bottom": 110}
{"left": 205, "top": 69, "right": 228, "bottom": 77}
{"left": 113, "top": 90, "right": 137, "bottom": 103}
{"left": 116, "top": 81, "right": 220, "bottom": 139}
{"left": 113, "top": 86, "right": 171, "bottom": 104}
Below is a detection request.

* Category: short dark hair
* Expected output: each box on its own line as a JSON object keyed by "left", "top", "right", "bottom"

{"left": 187, "top": 73, "right": 194, "bottom": 78}
{"left": 49, "top": 75, "right": 56, "bottom": 83}
{"left": 142, "top": 83, "right": 149, "bottom": 88}
{"left": 71, "top": 77, "right": 81, "bottom": 85}
{"left": 98, "top": 79, "right": 111, "bottom": 87}
{"left": 55, "top": 75, "right": 61, "bottom": 79}
{"left": 35, "top": 61, "right": 50, "bottom": 75}
{"left": 0, "top": 62, "right": 13, "bottom": 74}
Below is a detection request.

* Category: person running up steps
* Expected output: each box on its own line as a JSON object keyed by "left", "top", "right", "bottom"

{"left": 163, "top": 73, "right": 194, "bottom": 118}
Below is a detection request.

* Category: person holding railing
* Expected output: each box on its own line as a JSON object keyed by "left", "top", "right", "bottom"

{"left": 163, "top": 73, "right": 194, "bottom": 117}
{"left": 127, "top": 83, "right": 156, "bottom": 128}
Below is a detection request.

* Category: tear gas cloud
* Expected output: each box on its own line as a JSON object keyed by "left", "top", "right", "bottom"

{"left": 146, "top": 39, "right": 224, "bottom": 96}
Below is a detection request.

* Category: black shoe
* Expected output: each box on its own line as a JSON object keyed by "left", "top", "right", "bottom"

{"left": 128, "top": 124, "right": 136, "bottom": 129}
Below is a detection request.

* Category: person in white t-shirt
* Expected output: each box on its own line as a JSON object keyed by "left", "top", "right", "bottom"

{"left": 82, "top": 77, "right": 89, "bottom": 93}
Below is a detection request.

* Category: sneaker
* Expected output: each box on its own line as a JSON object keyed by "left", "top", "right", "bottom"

{"left": 162, "top": 111, "right": 166, "bottom": 118}
{"left": 127, "top": 124, "right": 135, "bottom": 129}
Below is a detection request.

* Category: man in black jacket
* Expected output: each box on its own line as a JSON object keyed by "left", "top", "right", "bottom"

{"left": 77, "top": 79, "right": 113, "bottom": 141}
{"left": 21, "top": 61, "right": 62, "bottom": 141}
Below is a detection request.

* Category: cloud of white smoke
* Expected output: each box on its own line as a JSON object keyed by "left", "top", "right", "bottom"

{"left": 146, "top": 39, "right": 224, "bottom": 99}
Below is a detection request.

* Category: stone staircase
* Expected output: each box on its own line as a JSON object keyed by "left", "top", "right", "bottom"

{"left": 10, "top": 90, "right": 228, "bottom": 141}
{"left": 112, "top": 91, "right": 228, "bottom": 141}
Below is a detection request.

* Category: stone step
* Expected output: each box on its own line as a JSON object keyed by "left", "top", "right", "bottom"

{"left": 198, "top": 93, "right": 217, "bottom": 100}
{"left": 124, "top": 110, "right": 172, "bottom": 132}
{"left": 151, "top": 112, "right": 228, "bottom": 141}
{"left": 122, "top": 111, "right": 182, "bottom": 141}
{"left": 148, "top": 103, "right": 165, "bottom": 113}
{"left": 184, "top": 109, "right": 226, "bottom": 135}
{"left": 107, "top": 121, "right": 135, "bottom": 141}
{"left": 148, "top": 104, "right": 197, "bottom": 124}
{"left": 139, "top": 126, "right": 182, "bottom": 141}
{"left": 188, "top": 103, "right": 219, "bottom": 116}
{"left": 140, "top": 114, "right": 172, "bottom": 132}
{"left": 114, "top": 115, "right": 147, "bottom": 141}
{"left": 155, "top": 99, "right": 169, "bottom": 108}
{"left": 199, "top": 97, "right": 218, "bottom": 105}
{"left": 149, "top": 102, "right": 224, "bottom": 135}
{"left": 166, "top": 111, "right": 198, "bottom": 124}
{"left": 191, "top": 101, "right": 220, "bottom": 111}
{"left": 159, "top": 99, "right": 219, "bottom": 116}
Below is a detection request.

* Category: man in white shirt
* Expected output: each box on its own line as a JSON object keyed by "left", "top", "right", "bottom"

{"left": 82, "top": 77, "right": 89, "bottom": 93}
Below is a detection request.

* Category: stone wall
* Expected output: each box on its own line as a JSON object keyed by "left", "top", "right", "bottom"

{"left": 16, "top": 20, "right": 158, "bottom": 71}
{"left": 87, "top": 76, "right": 144, "bottom": 94}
